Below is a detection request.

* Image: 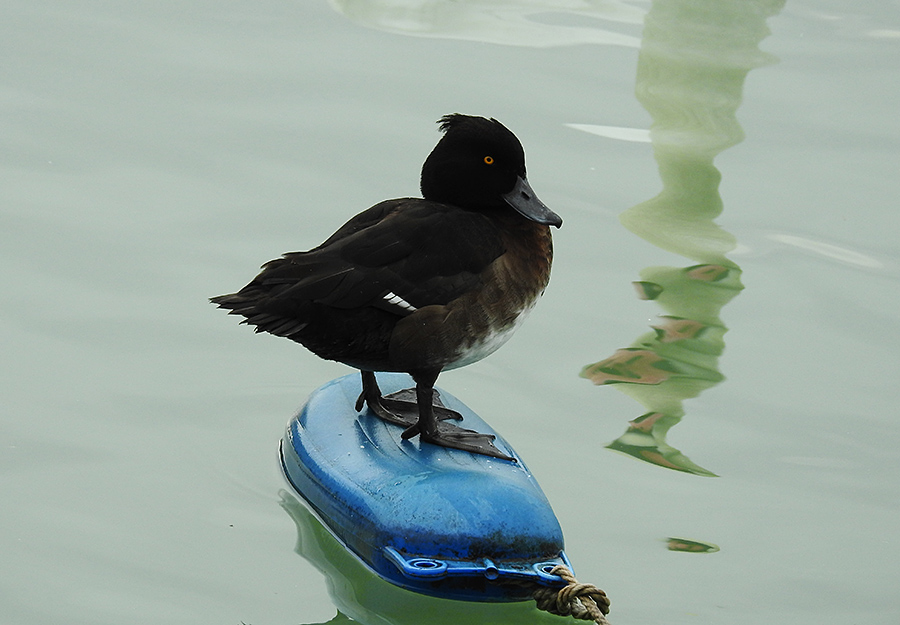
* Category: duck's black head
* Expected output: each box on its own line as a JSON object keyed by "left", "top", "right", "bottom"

{"left": 420, "top": 114, "right": 562, "bottom": 228}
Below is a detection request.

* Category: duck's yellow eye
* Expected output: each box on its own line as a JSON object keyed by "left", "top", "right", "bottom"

{"left": 483, "top": 155, "right": 494, "bottom": 165}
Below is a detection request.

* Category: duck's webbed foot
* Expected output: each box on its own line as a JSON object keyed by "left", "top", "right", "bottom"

{"left": 398, "top": 371, "right": 516, "bottom": 462}
{"left": 382, "top": 387, "right": 463, "bottom": 422}
{"left": 355, "top": 371, "right": 462, "bottom": 428}
{"left": 403, "top": 420, "right": 515, "bottom": 462}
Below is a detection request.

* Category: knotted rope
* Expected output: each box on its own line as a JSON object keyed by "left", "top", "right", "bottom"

{"left": 532, "top": 565, "right": 611, "bottom": 624}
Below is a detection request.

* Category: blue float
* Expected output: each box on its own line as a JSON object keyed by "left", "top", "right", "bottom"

{"left": 279, "top": 372, "right": 572, "bottom": 602}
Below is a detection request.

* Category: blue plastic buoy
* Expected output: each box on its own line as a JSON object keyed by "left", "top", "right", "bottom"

{"left": 279, "top": 373, "right": 572, "bottom": 602}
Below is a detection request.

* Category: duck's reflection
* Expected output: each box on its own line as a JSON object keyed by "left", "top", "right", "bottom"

{"left": 581, "top": 0, "right": 784, "bottom": 475}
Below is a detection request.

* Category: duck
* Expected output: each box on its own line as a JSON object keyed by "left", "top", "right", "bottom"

{"left": 211, "top": 114, "right": 561, "bottom": 461}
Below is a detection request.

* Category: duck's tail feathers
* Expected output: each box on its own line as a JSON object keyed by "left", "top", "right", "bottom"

{"left": 209, "top": 293, "right": 309, "bottom": 338}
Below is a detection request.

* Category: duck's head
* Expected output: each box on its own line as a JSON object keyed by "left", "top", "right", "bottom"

{"left": 420, "top": 114, "right": 562, "bottom": 228}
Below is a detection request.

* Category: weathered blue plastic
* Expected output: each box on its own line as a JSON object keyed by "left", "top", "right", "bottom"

{"left": 279, "top": 372, "right": 571, "bottom": 602}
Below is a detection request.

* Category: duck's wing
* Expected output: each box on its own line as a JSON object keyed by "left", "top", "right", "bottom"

{"left": 327, "top": 199, "right": 505, "bottom": 311}
{"left": 312, "top": 199, "right": 400, "bottom": 249}
{"left": 211, "top": 199, "right": 504, "bottom": 333}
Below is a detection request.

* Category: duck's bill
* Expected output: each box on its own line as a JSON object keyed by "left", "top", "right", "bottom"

{"left": 502, "top": 176, "right": 563, "bottom": 228}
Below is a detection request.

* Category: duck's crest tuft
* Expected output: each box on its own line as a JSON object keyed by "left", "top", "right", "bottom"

{"left": 437, "top": 113, "right": 501, "bottom": 134}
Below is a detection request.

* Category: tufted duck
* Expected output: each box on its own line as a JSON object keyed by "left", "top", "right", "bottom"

{"left": 212, "top": 114, "right": 561, "bottom": 461}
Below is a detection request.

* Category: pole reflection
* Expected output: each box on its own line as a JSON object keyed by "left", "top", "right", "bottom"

{"left": 582, "top": 0, "right": 785, "bottom": 476}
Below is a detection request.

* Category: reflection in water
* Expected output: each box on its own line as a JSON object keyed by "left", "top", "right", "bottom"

{"left": 582, "top": 263, "right": 742, "bottom": 476}
{"left": 581, "top": 0, "right": 784, "bottom": 475}
{"left": 329, "top": 0, "right": 644, "bottom": 48}
{"left": 768, "top": 233, "right": 884, "bottom": 269}
{"left": 666, "top": 537, "right": 720, "bottom": 554}
{"left": 280, "top": 491, "right": 566, "bottom": 625}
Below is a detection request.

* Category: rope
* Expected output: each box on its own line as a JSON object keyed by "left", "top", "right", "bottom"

{"left": 532, "top": 565, "right": 611, "bottom": 624}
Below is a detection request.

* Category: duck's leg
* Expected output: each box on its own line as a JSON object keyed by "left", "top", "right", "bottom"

{"left": 401, "top": 370, "right": 515, "bottom": 462}
{"left": 355, "top": 371, "right": 460, "bottom": 426}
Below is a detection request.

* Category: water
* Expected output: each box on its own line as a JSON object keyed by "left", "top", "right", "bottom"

{"left": 2, "top": 1, "right": 898, "bottom": 624}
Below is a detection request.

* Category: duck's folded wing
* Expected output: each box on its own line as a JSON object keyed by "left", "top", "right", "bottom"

{"left": 212, "top": 199, "right": 504, "bottom": 336}
{"left": 311, "top": 199, "right": 400, "bottom": 249}
{"left": 326, "top": 200, "right": 504, "bottom": 312}
{"left": 214, "top": 200, "right": 505, "bottom": 325}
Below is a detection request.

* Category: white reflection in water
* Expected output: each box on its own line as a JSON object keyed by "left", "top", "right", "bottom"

{"left": 329, "top": 0, "right": 645, "bottom": 48}
{"left": 768, "top": 233, "right": 884, "bottom": 269}
{"left": 565, "top": 123, "right": 652, "bottom": 143}
{"left": 868, "top": 29, "right": 900, "bottom": 38}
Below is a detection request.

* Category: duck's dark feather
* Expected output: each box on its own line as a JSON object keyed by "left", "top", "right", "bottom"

{"left": 212, "top": 198, "right": 505, "bottom": 344}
